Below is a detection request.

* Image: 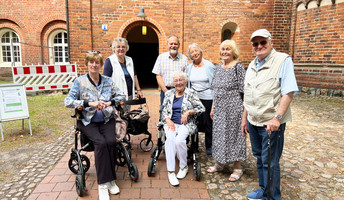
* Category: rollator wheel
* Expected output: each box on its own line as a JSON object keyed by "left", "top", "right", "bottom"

{"left": 76, "top": 174, "right": 86, "bottom": 196}
{"left": 115, "top": 143, "right": 126, "bottom": 166}
{"left": 140, "top": 138, "right": 153, "bottom": 152}
{"left": 68, "top": 155, "right": 90, "bottom": 174}
{"left": 147, "top": 157, "right": 155, "bottom": 177}
{"left": 194, "top": 162, "right": 201, "bottom": 181}
{"left": 129, "top": 162, "right": 139, "bottom": 182}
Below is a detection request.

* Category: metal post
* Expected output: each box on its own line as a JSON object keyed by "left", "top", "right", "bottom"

{"left": 65, "top": 0, "right": 71, "bottom": 63}
{"left": 0, "top": 122, "right": 4, "bottom": 141}
{"left": 39, "top": 46, "right": 43, "bottom": 65}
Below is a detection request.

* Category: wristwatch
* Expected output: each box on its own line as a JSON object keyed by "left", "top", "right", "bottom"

{"left": 274, "top": 114, "right": 282, "bottom": 121}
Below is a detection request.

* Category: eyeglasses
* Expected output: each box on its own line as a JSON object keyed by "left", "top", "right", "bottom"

{"left": 252, "top": 40, "right": 268, "bottom": 47}
{"left": 87, "top": 50, "right": 101, "bottom": 54}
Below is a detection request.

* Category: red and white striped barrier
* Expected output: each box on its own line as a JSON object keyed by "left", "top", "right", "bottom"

{"left": 12, "top": 63, "right": 77, "bottom": 92}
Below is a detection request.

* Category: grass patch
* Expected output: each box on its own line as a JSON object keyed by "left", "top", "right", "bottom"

{"left": 0, "top": 80, "right": 13, "bottom": 84}
{"left": 0, "top": 92, "right": 73, "bottom": 152}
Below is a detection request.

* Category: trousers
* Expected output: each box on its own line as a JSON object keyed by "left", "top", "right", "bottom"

{"left": 248, "top": 121, "right": 285, "bottom": 200}
{"left": 164, "top": 124, "right": 189, "bottom": 172}
{"left": 77, "top": 118, "right": 117, "bottom": 184}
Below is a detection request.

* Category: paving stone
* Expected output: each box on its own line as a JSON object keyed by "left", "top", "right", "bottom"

{"left": 1, "top": 93, "right": 344, "bottom": 199}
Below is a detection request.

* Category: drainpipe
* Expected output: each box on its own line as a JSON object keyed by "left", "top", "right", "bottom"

{"left": 90, "top": 0, "right": 94, "bottom": 50}
{"left": 65, "top": 0, "right": 71, "bottom": 63}
{"left": 182, "top": 0, "right": 185, "bottom": 53}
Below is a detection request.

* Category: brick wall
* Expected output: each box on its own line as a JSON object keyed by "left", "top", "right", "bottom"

{"left": 2, "top": 0, "right": 343, "bottom": 93}
{"left": 0, "top": 0, "right": 66, "bottom": 66}
{"left": 291, "top": 1, "right": 344, "bottom": 64}
{"left": 69, "top": 0, "right": 293, "bottom": 74}
{"left": 290, "top": 1, "right": 344, "bottom": 92}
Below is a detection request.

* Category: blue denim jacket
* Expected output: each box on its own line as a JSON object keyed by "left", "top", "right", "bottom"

{"left": 64, "top": 74, "right": 125, "bottom": 126}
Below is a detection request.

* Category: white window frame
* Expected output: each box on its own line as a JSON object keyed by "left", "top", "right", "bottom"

{"left": 0, "top": 29, "right": 22, "bottom": 67}
{"left": 49, "top": 29, "right": 69, "bottom": 64}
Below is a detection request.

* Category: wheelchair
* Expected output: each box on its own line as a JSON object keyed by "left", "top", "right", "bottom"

{"left": 147, "top": 107, "right": 202, "bottom": 181}
{"left": 68, "top": 107, "right": 139, "bottom": 197}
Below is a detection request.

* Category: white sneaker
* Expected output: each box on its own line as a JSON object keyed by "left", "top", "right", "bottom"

{"left": 98, "top": 184, "right": 110, "bottom": 200}
{"left": 106, "top": 180, "right": 120, "bottom": 195}
{"left": 176, "top": 166, "right": 188, "bottom": 179}
{"left": 168, "top": 172, "right": 179, "bottom": 186}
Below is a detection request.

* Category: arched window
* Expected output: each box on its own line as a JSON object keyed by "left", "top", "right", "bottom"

{"left": 221, "top": 22, "right": 237, "bottom": 42}
{"left": 49, "top": 30, "right": 69, "bottom": 64}
{"left": 0, "top": 29, "right": 21, "bottom": 66}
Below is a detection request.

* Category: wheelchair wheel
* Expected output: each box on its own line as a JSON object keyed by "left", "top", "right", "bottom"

{"left": 68, "top": 154, "right": 90, "bottom": 174}
{"left": 194, "top": 162, "right": 201, "bottom": 181}
{"left": 147, "top": 157, "right": 155, "bottom": 177}
{"left": 76, "top": 174, "right": 86, "bottom": 196}
{"left": 128, "top": 162, "right": 139, "bottom": 182}
{"left": 140, "top": 138, "right": 153, "bottom": 152}
{"left": 115, "top": 143, "right": 126, "bottom": 166}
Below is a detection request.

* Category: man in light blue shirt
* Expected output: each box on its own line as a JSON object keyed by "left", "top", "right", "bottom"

{"left": 241, "top": 29, "right": 298, "bottom": 200}
{"left": 152, "top": 36, "right": 188, "bottom": 104}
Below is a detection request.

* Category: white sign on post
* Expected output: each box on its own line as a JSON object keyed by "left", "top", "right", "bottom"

{"left": 0, "top": 83, "right": 32, "bottom": 141}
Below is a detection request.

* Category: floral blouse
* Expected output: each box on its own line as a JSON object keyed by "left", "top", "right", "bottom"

{"left": 161, "top": 87, "right": 205, "bottom": 135}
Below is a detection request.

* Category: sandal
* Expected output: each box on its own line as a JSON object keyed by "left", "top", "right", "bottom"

{"left": 207, "top": 163, "right": 224, "bottom": 173}
{"left": 229, "top": 169, "right": 243, "bottom": 182}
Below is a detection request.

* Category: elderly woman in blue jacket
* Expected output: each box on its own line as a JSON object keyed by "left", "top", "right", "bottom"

{"left": 65, "top": 51, "right": 125, "bottom": 200}
{"left": 186, "top": 43, "right": 216, "bottom": 156}
{"left": 161, "top": 71, "right": 205, "bottom": 186}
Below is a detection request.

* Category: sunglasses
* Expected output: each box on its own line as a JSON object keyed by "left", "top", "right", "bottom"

{"left": 87, "top": 50, "right": 101, "bottom": 54}
{"left": 252, "top": 40, "right": 268, "bottom": 47}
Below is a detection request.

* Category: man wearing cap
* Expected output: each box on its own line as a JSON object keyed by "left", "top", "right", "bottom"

{"left": 152, "top": 35, "right": 188, "bottom": 105}
{"left": 241, "top": 29, "right": 298, "bottom": 200}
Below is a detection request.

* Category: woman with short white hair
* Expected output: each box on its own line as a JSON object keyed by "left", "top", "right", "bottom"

{"left": 161, "top": 71, "right": 205, "bottom": 186}
{"left": 103, "top": 37, "right": 143, "bottom": 104}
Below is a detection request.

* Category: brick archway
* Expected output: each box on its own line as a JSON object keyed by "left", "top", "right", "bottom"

{"left": 118, "top": 17, "right": 166, "bottom": 54}
{"left": 117, "top": 17, "right": 165, "bottom": 88}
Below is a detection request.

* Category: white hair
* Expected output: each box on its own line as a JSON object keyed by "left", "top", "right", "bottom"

{"left": 172, "top": 71, "right": 188, "bottom": 83}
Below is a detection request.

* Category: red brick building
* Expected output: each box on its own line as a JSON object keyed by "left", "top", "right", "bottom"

{"left": 1, "top": 0, "right": 343, "bottom": 94}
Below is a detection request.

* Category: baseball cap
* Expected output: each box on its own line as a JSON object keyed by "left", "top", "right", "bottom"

{"left": 250, "top": 29, "right": 272, "bottom": 42}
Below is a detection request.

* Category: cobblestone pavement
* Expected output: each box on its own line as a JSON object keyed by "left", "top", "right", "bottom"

{"left": 0, "top": 128, "right": 74, "bottom": 199}
{"left": 1, "top": 92, "right": 344, "bottom": 199}
{"left": 200, "top": 93, "right": 344, "bottom": 200}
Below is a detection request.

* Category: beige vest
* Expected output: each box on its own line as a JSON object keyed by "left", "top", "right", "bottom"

{"left": 244, "top": 49, "right": 292, "bottom": 126}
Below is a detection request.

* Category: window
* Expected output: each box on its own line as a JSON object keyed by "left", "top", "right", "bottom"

{"left": 0, "top": 29, "right": 21, "bottom": 66}
{"left": 221, "top": 22, "right": 238, "bottom": 42}
{"left": 49, "top": 30, "right": 69, "bottom": 64}
{"left": 222, "top": 29, "right": 232, "bottom": 41}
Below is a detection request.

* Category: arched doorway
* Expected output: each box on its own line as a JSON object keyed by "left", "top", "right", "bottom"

{"left": 126, "top": 25, "right": 159, "bottom": 88}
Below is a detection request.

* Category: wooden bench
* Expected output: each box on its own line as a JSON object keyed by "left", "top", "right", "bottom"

{"left": 12, "top": 63, "right": 77, "bottom": 92}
